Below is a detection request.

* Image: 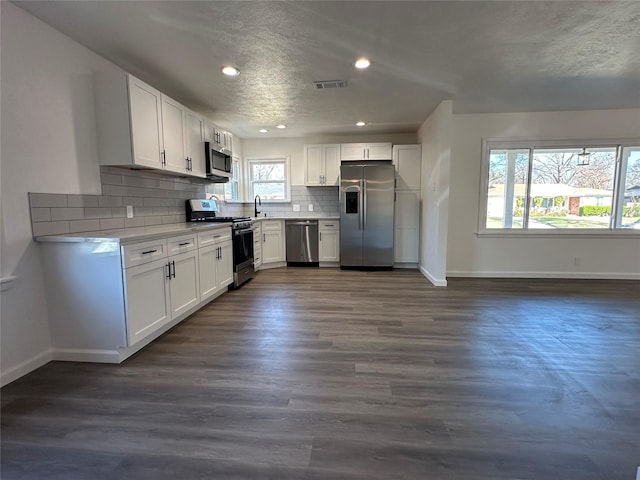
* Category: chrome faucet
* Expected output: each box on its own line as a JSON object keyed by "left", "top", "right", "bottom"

{"left": 254, "top": 194, "right": 261, "bottom": 217}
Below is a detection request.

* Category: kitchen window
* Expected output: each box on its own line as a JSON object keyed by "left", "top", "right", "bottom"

{"left": 480, "top": 140, "right": 640, "bottom": 232}
{"left": 247, "top": 157, "right": 290, "bottom": 201}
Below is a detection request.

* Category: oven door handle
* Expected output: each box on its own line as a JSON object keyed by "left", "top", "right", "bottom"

{"left": 234, "top": 227, "right": 254, "bottom": 235}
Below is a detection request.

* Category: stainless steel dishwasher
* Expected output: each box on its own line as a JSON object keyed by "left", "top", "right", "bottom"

{"left": 285, "top": 220, "right": 319, "bottom": 266}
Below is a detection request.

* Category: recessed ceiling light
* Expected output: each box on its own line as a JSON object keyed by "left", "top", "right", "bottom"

{"left": 276, "top": 124, "right": 287, "bottom": 129}
{"left": 221, "top": 65, "right": 240, "bottom": 76}
{"left": 356, "top": 121, "right": 366, "bottom": 127}
{"left": 354, "top": 57, "right": 370, "bottom": 69}
{"left": 259, "top": 128, "right": 268, "bottom": 133}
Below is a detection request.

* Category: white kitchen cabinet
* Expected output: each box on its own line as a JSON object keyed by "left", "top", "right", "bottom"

{"left": 304, "top": 144, "right": 340, "bottom": 186}
{"left": 197, "top": 228, "right": 233, "bottom": 302}
{"left": 203, "top": 121, "right": 233, "bottom": 156}
{"left": 253, "top": 222, "right": 263, "bottom": 270}
{"left": 38, "top": 225, "right": 233, "bottom": 364}
{"left": 261, "top": 220, "right": 285, "bottom": 266}
{"left": 319, "top": 220, "right": 340, "bottom": 264}
{"left": 123, "top": 257, "right": 171, "bottom": 345}
{"left": 184, "top": 108, "right": 206, "bottom": 177}
{"left": 340, "top": 143, "right": 392, "bottom": 161}
{"left": 393, "top": 145, "right": 421, "bottom": 266}
{"left": 94, "top": 72, "right": 204, "bottom": 178}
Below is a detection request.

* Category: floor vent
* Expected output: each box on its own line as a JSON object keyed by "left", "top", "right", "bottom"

{"left": 313, "top": 80, "right": 348, "bottom": 89}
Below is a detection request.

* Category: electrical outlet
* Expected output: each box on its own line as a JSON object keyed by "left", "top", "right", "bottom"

{"left": 292, "top": 204, "right": 300, "bottom": 212}
{"left": 126, "top": 205, "right": 134, "bottom": 218}
{"left": 308, "top": 204, "right": 314, "bottom": 212}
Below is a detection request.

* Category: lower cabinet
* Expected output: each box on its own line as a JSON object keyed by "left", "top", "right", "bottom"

{"left": 253, "top": 222, "right": 263, "bottom": 269}
{"left": 319, "top": 220, "right": 340, "bottom": 264}
{"left": 198, "top": 237, "right": 233, "bottom": 302}
{"left": 261, "top": 220, "right": 285, "bottom": 266}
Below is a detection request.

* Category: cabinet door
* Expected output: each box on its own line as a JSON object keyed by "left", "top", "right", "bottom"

{"left": 161, "top": 95, "right": 187, "bottom": 173}
{"left": 263, "top": 230, "right": 283, "bottom": 263}
{"left": 217, "top": 240, "right": 234, "bottom": 287}
{"left": 341, "top": 143, "right": 367, "bottom": 161}
{"left": 393, "top": 145, "right": 422, "bottom": 190}
{"left": 128, "top": 76, "right": 163, "bottom": 168}
{"left": 198, "top": 244, "right": 219, "bottom": 301}
{"left": 319, "top": 229, "right": 339, "bottom": 262}
{"left": 394, "top": 191, "right": 420, "bottom": 263}
{"left": 323, "top": 144, "right": 341, "bottom": 186}
{"left": 169, "top": 250, "right": 200, "bottom": 318}
{"left": 124, "top": 258, "right": 171, "bottom": 345}
{"left": 367, "top": 143, "right": 393, "bottom": 160}
{"left": 185, "top": 109, "right": 206, "bottom": 177}
{"left": 304, "top": 145, "right": 323, "bottom": 186}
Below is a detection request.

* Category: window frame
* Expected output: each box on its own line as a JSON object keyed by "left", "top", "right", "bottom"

{"left": 246, "top": 156, "right": 291, "bottom": 203}
{"left": 478, "top": 138, "right": 640, "bottom": 236}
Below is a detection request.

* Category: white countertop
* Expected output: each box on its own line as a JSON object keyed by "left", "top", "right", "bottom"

{"left": 251, "top": 216, "right": 340, "bottom": 221}
{"left": 35, "top": 222, "right": 232, "bottom": 245}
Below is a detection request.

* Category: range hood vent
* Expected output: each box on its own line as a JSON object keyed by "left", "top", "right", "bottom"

{"left": 313, "top": 80, "right": 348, "bottom": 89}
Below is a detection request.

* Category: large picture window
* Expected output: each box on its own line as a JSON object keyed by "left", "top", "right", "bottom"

{"left": 247, "top": 157, "right": 290, "bottom": 201}
{"left": 482, "top": 141, "right": 640, "bottom": 232}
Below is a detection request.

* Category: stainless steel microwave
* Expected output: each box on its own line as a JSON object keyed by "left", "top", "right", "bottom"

{"left": 205, "top": 142, "right": 231, "bottom": 176}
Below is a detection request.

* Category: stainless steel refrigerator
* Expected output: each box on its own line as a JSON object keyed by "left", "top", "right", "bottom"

{"left": 340, "top": 162, "right": 395, "bottom": 268}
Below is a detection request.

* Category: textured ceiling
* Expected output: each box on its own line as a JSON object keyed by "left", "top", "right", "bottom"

{"left": 14, "top": 1, "right": 640, "bottom": 138}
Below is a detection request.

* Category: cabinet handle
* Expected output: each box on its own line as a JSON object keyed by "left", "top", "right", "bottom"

{"left": 324, "top": 224, "right": 334, "bottom": 227}
{"left": 263, "top": 233, "right": 266, "bottom": 242}
{"left": 142, "top": 249, "right": 157, "bottom": 255}
{"left": 165, "top": 262, "right": 171, "bottom": 279}
{"left": 161, "top": 150, "right": 166, "bottom": 166}
{"left": 363, "top": 148, "right": 366, "bottom": 159}
{"left": 219, "top": 246, "right": 222, "bottom": 260}
{"left": 178, "top": 242, "right": 190, "bottom": 246}
{"left": 319, "top": 232, "right": 322, "bottom": 241}
{"left": 171, "top": 260, "right": 176, "bottom": 278}
{"left": 189, "top": 157, "right": 193, "bottom": 171}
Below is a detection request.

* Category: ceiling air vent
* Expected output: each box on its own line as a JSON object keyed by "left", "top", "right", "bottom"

{"left": 313, "top": 80, "right": 348, "bottom": 89}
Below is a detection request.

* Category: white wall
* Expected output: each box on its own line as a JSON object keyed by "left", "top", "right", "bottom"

{"left": 242, "top": 133, "right": 417, "bottom": 186}
{"left": 417, "top": 101, "right": 452, "bottom": 286}
{"left": 448, "top": 108, "right": 640, "bottom": 278}
{"left": 0, "top": 3, "right": 121, "bottom": 385}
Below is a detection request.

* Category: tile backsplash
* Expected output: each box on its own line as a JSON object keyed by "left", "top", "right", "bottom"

{"left": 29, "top": 169, "right": 340, "bottom": 237}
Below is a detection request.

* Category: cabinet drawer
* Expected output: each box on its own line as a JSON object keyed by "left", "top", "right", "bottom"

{"left": 319, "top": 221, "right": 339, "bottom": 231}
{"left": 122, "top": 239, "right": 168, "bottom": 269}
{"left": 167, "top": 233, "right": 198, "bottom": 255}
{"left": 261, "top": 220, "right": 282, "bottom": 231}
{"left": 198, "top": 227, "right": 232, "bottom": 247}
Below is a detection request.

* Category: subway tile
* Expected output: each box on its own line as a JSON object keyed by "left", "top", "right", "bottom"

{"left": 84, "top": 207, "right": 112, "bottom": 219}
{"left": 51, "top": 208, "right": 86, "bottom": 221}
{"left": 32, "top": 221, "right": 70, "bottom": 237}
{"left": 67, "top": 195, "right": 99, "bottom": 207}
{"left": 29, "top": 193, "right": 68, "bottom": 208}
{"left": 101, "top": 185, "right": 111, "bottom": 195}
{"left": 122, "top": 196, "right": 144, "bottom": 207}
{"left": 123, "top": 175, "right": 159, "bottom": 188}
{"left": 98, "top": 196, "right": 123, "bottom": 207}
{"left": 143, "top": 197, "right": 174, "bottom": 207}
{"left": 100, "top": 173, "right": 122, "bottom": 185}
{"left": 31, "top": 208, "right": 51, "bottom": 222}
{"left": 161, "top": 215, "right": 179, "bottom": 224}
{"left": 135, "top": 207, "right": 154, "bottom": 216}
{"left": 111, "top": 207, "right": 127, "bottom": 218}
{"left": 144, "top": 216, "right": 162, "bottom": 226}
{"left": 124, "top": 217, "right": 145, "bottom": 228}
{"left": 152, "top": 207, "right": 169, "bottom": 216}
{"left": 99, "top": 218, "right": 124, "bottom": 230}
{"left": 69, "top": 219, "right": 101, "bottom": 233}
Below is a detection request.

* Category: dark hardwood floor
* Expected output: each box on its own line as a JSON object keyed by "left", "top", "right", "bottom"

{"left": 2, "top": 268, "right": 639, "bottom": 479}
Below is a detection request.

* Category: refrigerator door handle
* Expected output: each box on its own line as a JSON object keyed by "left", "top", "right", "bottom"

{"left": 362, "top": 179, "right": 367, "bottom": 229}
{"left": 359, "top": 179, "right": 364, "bottom": 230}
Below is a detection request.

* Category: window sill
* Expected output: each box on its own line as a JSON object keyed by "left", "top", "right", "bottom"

{"left": 476, "top": 229, "right": 640, "bottom": 239}
{"left": 225, "top": 200, "right": 291, "bottom": 204}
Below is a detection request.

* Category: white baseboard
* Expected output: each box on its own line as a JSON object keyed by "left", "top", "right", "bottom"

{"left": 394, "top": 263, "right": 418, "bottom": 269}
{"left": 1, "top": 349, "right": 53, "bottom": 387}
{"left": 419, "top": 265, "right": 448, "bottom": 286}
{"left": 51, "top": 348, "right": 121, "bottom": 363}
{"left": 446, "top": 270, "right": 640, "bottom": 280}
{"left": 258, "top": 261, "right": 286, "bottom": 270}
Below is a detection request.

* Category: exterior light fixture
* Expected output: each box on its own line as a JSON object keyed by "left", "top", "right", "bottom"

{"left": 354, "top": 57, "right": 370, "bottom": 69}
{"left": 222, "top": 66, "right": 240, "bottom": 76}
{"left": 577, "top": 147, "right": 590, "bottom": 166}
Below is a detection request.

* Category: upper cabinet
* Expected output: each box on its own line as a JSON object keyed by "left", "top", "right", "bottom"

{"left": 340, "top": 143, "right": 392, "bottom": 161}
{"left": 393, "top": 144, "right": 422, "bottom": 190}
{"left": 94, "top": 72, "right": 206, "bottom": 178}
{"left": 304, "top": 144, "right": 340, "bottom": 186}
{"left": 203, "top": 121, "right": 233, "bottom": 157}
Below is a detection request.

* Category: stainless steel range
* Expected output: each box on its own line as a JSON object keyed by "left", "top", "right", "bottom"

{"left": 186, "top": 199, "right": 255, "bottom": 288}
